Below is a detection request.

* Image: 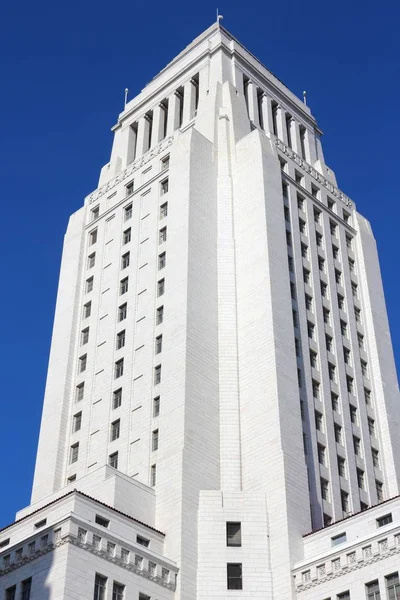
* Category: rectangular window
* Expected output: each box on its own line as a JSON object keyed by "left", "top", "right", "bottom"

{"left": 318, "top": 444, "right": 326, "bottom": 465}
{"left": 286, "top": 231, "right": 292, "bottom": 246}
{"left": 116, "top": 330, "right": 125, "bottom": 350}
{"left": 79, "top": 354, "right": 87, "bottom": 373}
{"left": 337, "top": 592, "right": 350, "bottom": 600}
{"left": 357, "top": 468, "right": 365, "bottom": 489}
{"left": 353, "top": 436, "right": 361, "bottom": 456}
{"left": 94, "top": 574, "right": 107, "bottom": 600}
{"left": 160, "top": 178, "right": 169, "bottom": 195}
{"left": 5, "top": 587, "right": 16, "bottom": 600}
{"left": 338, "top": 456, "right": 346, "bottom": 478}
{"left": 299, "top": 219, "right": 306, "bottom": 234}
{"left": 153, "top": 396, "right": 160, "bottom": 417}
{"left": 76, "top": 382, "right": 84, "bottom": 402}
{"left": 113, "top": 388, "right": 122, "bottom": 409}
{"left": 305, "top": 294, "right": 313, "bottom": 311}
{"left": 335, "top": 269, "right": 342, "bottom": 285}
{"left": 159, "top": 227, "right": 167, "bottom": 244}
{"left": 151, "top": 464, "right": 156, "bottom": 486}
{"left": 136, "top": 535, "right": 150, "bottom": 547}
{"left": 376, "top": 480, "right": 384, "bottom": 501}
{"left": 284, "top": 205, "right": 290, "bottom": 222}
{"left": 335, "top": 424, "right": 343, "bottom": 444}
{"left": 312, "top": 381, "right": 320, "bottom": 399}
{"left": 303, "top": 269, "right": 310, "bottom": 284}
{"left": 331, "top": 393, "right": 339, "bottom": 412}
{"left": 297, "top": 194, "right": 305, "bottom": 211}
{"left": 156, "top": 305, "right": 164, "bottom": 325}
{"left": 86, "top": 276, "right": 94, "bottom": 293}
{"left": 123, "top": 228, "right": 131, "bottom": 244}
{"left": 327, "top": 197, "right": 335, "bottom": 211}
{"left": 70, "top": 443, "right": 79, "bottom": 464}
{"left": 328, "top": 363, "right": 336, "bottom": 381}
{"left": 343, "top": 347, "right": 351, "bottom": 365}
{"left": 318, "top": 256, "right": 325, "bottom": 272}
{"left": 120, "top": 277, "right": 129, "bottom": 295}
{"left": 310, "top": 350, "right": 318, "bottom": 369}
{"left": 227, "top": 563, "right": 242, "bottom": 590}
{"left": 111, "top": 419, "right": 120, "bottom": 441}
{"left": 299, "top": 125, "right": 307, "bottom": 159}
{"left": 386, "top": 573, "right": 400, "bottom": 599}
{"left": 377, "top": 514, "right": 392, "bottom": 527}
{"left": 109, "top": 452, "right": 118, "bottom": 469}
{"left": 81, "top": 327, "right": 89, "bottom": 345}
{"left": 121, "top": 252, "right": 130, "bottom": 269}
{"left": 349, "top": 257, "right": 355, "bottom": 272}
{"left": 88, "top": 253, "right": 96, "bottom": 268}
{"left": 160, "top": 202, "right": 168, "bottom": 219}
{"left": 331, "top": 532, "right": 347, "bottom": 546}
{"left": 320, "top": 281, "right": 328, "bottom": 298}
{"left": 358, "top": 333, "right": 365, "bottom": 350}
{"left": 338, "top": 294, "right": 345, "bottom": 310}
{"left": 372, "top": 448, "right": 379, "bottom": 468}
{"left": 332, "top": 245, "right": 339, "bottom": 260}
{"left": 158, "top": 251, "right": 166, "bottom": 270}
{"left": 365, "top": 580, "right": 380, "bottom": 600}
{"left": 152, "top": 429, "right": 159, "bottom": 451}
{"left": 155, "top": 334, "right": 163, "bottom": 354}
{"left": 315, "top": 410, "right": 323, "bottom": 431}
{"left": 340, "top": 320, "right": 348, "bottom": 337}
{"left": 361, "top": 360, "right": 368, "bottom": 378}
{"left": 118, "top": 303, "right": 127, "bottom": 321}
{"left": 157, "top": 278, "right": 165, "bottom": 297}
{"left": 73, "top": 412, "right": 82, "bottom": 432}
{"left": 347, "top": 376, "right": 354, "bottom": 394}
{"left": 112, "top": 583, "right": 124, "bottom": 600}
{"left": 95, "top": 515, "right": 110, "bottom": 527}
{"left": 341, "top": 490, "right": 349, "bottom": 512}
{"left": 349, "top": 405, "right": 357, "bottom": 424}
{"left": 301, "top": 243, "right": 308, "bottom": 259}
{"left": 161, "top": 154, "right": 170, "bottom": 170}
{"left": 346, "top": 234, "right": 353, "bottom": 249}
{"left": 226, "top": 522, "right": 242, "bottom": 547}
{"left": 21, "top": 579, "right": 32, "bottom": 600}
{"left": 126, "top": 181, "right": 134, "bottom": 196}
{"left": 368, "top": 417, "right": 375, "bottom": 436}
{"left": 115, "top": 359, "right": 124, "bottom": 378}
{"left": 295, "top": 170, "right": 304, "bottom": 186}
{"left": 124, "top": 204, "right": 132, "bottom": 220}
{"left": 314, "top": 207, "right": 321, "bottom": 223}
{"left": 307, "top": 322, "right": 315, "bottom": 340}
{"left": 89, "top": 229, "right": 98, "bottom": 245}
{"left": 320, "top": 478, "right": 329, "bottom": 501}
{"left": 91, "top": 206, "right": 100, "bottom": 221}
{"left": 330, "top": 221, "right": 337, "bottom": 236}
{"left": 364, "top": 387, "right": 371, "bottom": 405}
{"left": 83, "top": 302, "right": 92, "bottom": 319}
{"left": 326, "top": 335, "right": 333, "bottom": 352}
{"left": 154, "top": 365, "right": 161, "bottom": 385}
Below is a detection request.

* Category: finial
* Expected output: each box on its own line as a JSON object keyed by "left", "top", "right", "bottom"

{"left": 217, "top": 8, "right": 224, "bottom": 25}
{"left": 124, "top": 88, "right": 129, "bottom": 109}
{"left": 303, "top": 90, "right": 307, "bottom": 105}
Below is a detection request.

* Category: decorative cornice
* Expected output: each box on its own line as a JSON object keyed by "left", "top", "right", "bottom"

{"left": 274, "top": 138, "right": 353, "bottom": 209}
{"left": 87, "top": 135, "right": 174, "bottom": 205}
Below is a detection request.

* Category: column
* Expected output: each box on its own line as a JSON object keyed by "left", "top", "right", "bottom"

{"left": 150, "top": 105, "right": 163, "bottom": 147}
{"left": 246, "top": 80, "right": 259, "bottom": 127}
{"left": 135, "top": 116, "right": 150, "bottom": 158}
{"left": 291, "top": 121, "right": 302, "bottom": 156}
{"left": 182, "top": 79, "right": 196, "bottom": 124}
{"left": 261, "top": 93, "right": 274, "bottom": 135}
{"left": 277, "top": 105, "right": 288, "bottom": 144}
{"left": 166, "top": 92, "right": 180, "bottom": 136}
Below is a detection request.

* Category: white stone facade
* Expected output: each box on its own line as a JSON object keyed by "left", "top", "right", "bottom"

{"left": 1, "top": 22, "right": 400, "bottom": 600}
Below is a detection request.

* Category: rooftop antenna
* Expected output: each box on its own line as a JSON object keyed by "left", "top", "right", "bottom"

{"left": 303, "top": 90, "right": 307, "bottom": 105}
{"left": 217, "top": 8, "right": 224, "bottom": 25}
{"left": 124, "top": 88, "right": 129, "bottom": 110}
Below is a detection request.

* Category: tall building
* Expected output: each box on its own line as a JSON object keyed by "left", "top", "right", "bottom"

{"left": 1, "top": 22, "right": 400, "bottom": 600}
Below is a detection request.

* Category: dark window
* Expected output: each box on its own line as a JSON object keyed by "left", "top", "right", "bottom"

{"left": 137, "top": 535, "right": 150, "bottom": 547}
{"left": 226, "top": 522, "right": 241, "bottom": 547}
{"left": 5, "top": 587, "right": 16, "bottom": 600}
{"left": 93, "top": 574, "right": 107, "bottom": 600}
{"left": 227, "top": 563, "right": 242, "bottom": 590}
{"left": 21, "top": 579, "right": 32, "bottom": 600}
{"left": 366, "top": 580, "right": 380, "bottom": 600}
{"left": 95, "top": 515, "right": 110, "bottom": 528}
{"left": 377, "top": 514, "right": 393, "bottom": 528}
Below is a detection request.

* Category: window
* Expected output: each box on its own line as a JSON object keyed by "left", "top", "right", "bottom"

{"left": 81, "top": 327, "right": 89, "bottom": 345}
{"left": 160, "top": 178, "right": 169, "bottom": 195}
{"left": 112, "top": 583, "right": 124, "bottom": 600}
{"left": 95, "top": 515, "right": 110, "bottom": 528}
{"left": 318, "top": 444, "right": 326, "bottom": 465}
{"left": 73, "top": 412, "right": 82, "bottom": 432}
{"left": 152, "top": 429, "right": 159, "bottom": 451}
{"left": 324, "top": 513, "right": 332, "bottom": 527}
{"left": 76, "top": 382, "right": 84, "bottom": 402}
{"left": 136, "top": 535, "right": 150, "bottom": 547}
{"left": 297, "top": 194, "right": 305, "bottom": 211}
{"left": 123, "top": 228, "right": 131, "bottom": 244}
{"left": 94, "top": 574, "right": 107, "bottom": 600}
{"left": 157, "top": 278, "right": 165, "bottom": 297}
{"left": 343, "top": 210, "right": 351, "bottom": 224}
{"left": 126, "top": 181, "right": 134, "bottom": 196}
{"left": 318, "top": 256, "right": 325, "bottom": 272}
{"left": 326, "top": 335, "right": 333, "bottom": 352}
{"left": 160, "top": 202, "right": 168, "bottom": 219}
{"left": 292, "top": 309, "right": 298, "bottom": 327}
{"left": 159, "top": 227, "right": 167, "bottom": 244}
{"left": 88, "top": 253, "right": 96, "bottom": 268}
{"left": 111, "top": 419, "right": 120, "bottom": 441}
{"left": 349, "top": 257, "right": 355, "bottom": 272}
{"left": 286, "top": 230, "right": 292, "bottom": 246}
{"left": 335, "top": 424, "right": 342, "bottom": 444}
{"left": 115, "top": 359, "right": 124, "bottom": 378}
{"left": 34, "top": 518, "right": 47, "bottom": 529}
{"left": 155, "top": 334, "right": 163, "bottom": 355}
{"left": 91, "top": 205, "right": 100, "bottom": 221}
{"left": 120, "top": 277, "right": 129, "bottom": 295}
{"left": 331, "top": 532, "right": 347, "bottom": 546}
{"left": 70, "top": 443, "right": 79, "bottom": 464}
{"left": 156, "top": 305, "right": 164, "bottom": 324}
{"left": 124, "top": 204, "right": 132, "bottom": 220}
{"left": 116, "top": 330, "right": 125, "bottom": 350}
{"left": 83, "top": 302, "right": 92, "bottom": 318}
{"left": 158, "top": 251, "right": 166, "bottom": 270}
{"left": 298, "top": 219, "right": 307, "bottom": 237}
{"left": 346, "top": 235, "right": 353, "bottom": 249}
{"left": 151, "top": 464, "right": 156, "bottom": 486}
{"left": 107, "top": 541, "right": 115, "bottom": 556}
{"left": 335, "top": 269, "right": 342, "bottom": 286}
{"left": 328, "top": 363, "right": 336, "bottom": 382}
{"left": 316, "top": 232, "right": 323, "bottom": 247}
{"left": 331, "top": 393, "right": 339, "bottom": 412}
{"left": 112, "top": 388, "right": 122, "bottom": 410}
{"left": 312, "top": 185, "right": 320, "bottom": 200}
{"left": 226, "top": 522, "right": 242, "bottom": 547}
{"left": 338, "top": 294, "right": 345, "bottom": 310}
{"left": 330, "top": 221, "right": 337, "bottom": 236}
{"left": 372, "top": 448, "right": 379, "bottom": 468}
{"left": 338, "top": 456, "right": 346, "bottom": 477}
{"left": 21, "top": 579, "right": 32, "bottom": 600}
{"left": 353, "top": 436, "right": 361, "bottom": 456}
{"left": 347, "top": 375, "right": 354, "bottom": 394}
{"left": 78, "top": 527, "right": 87, "bottom": 542}
{"left": 162, "top": 568, "right": 170, "bottom": 582}
{"left": 357, "top": 468, "right": 365, "bottom": 489}
{"left": 321, "top": 478, "right": 329, "bottom": 501}
{"left": 327, "top": 197, "right": 335, "bottom": 211}
{"left": 386, "top": 573, "right": 400, "bottom": 600}
{"left": 341, "top": 490, "right": 349, "bottom": 512}
{"left": 109, "top": 452, "right": 118, "bottom": 469}
{"left": 67, "top": 474, "right": 76, "bottom": 484}
{"left": 227, "top": 563, "right": 242, "bottom": 590}
{"left": 284, "top": 205, "right": 290, "bottom": 222}
{"left": 364, "top": 387, "right": 371, "bottom": 405}
{"left": 351, "top": 282, "right": 358, "bottom": 298}
{"left": 313, "top": 381, "right": 320, "bottom": 400}
{"left": 368, "top": 417, "right": 375, "bottom": 436}
{"left": 358, "top": 333, "right": 364, "bottom": 350}
{"left": 161, "top": 154, "right": 170, "bottom": 170}
{"left": 361, "top": 360, "right": 368, "bottom": 378}
{"left": 290, "top": 282, "right": 296, "bottom": 299}
{"left": 337, "top": 592, "right": 350, "bottom": 600}
{"left": 349, "top": 404, "right": 357, "bottom": 424}
{"left": 343, "top": 347, "right": 351, "bottom": 365}
{"left": 86, "top": 276, "right": 94, "bottom": 293}
{"left": 315, "top": 411, "right": 323, "bottom": 431}
{"left": 332, "top": 245, "right": 339, "bottom": 260}
{"left": 297, "top": 368, "right": 302, "bottom": 387}
{"left": 28, "top": 541, "right": 35, "bottom": 554}
{"left": 377, "top": 514, "right": 392, "bottom": 527}
{"left": 121, "top": 252, "right": 130, "bottom": 269}
{"left": 303, "top": 268, "right": 310, "bottom": 284}
{"left": 307, "top": 322, "right": 315, "bottom": 339}
{"left": 310, "top": 350, "right": 318, "bottom": 369}
{"left": 139, "top": 595, "right": 151, "bottom": 600}
{"left": 320, "top": 281, "right": 328, "bottom": 298}
{"left": 305, "top": 294, "right": 313, "bottom": 311}
{"left": 376, "top": 481, "right": 384, "bottom": 501}
{"left": 355, "top": 307, "right": 361, "bottom": 323}
{"left": 366, "top": 580, "right": 381, "bottom": 600}
{"left": 121, "top": 548, "right": 129, "bottom": 562}
{"left": 89, "top": 229, "right": 98, "bottom": 245}
{"left": 154, "top": 365, "right": 161, "bottom": 385}
{"left": 153, "top": 396, "right": 160, "bottom": 417}
{"left": 118, "top": 303, "right": 127, "bottom": 321}
{"left": 5, "top": 586, "right": 16, "bottom": 600}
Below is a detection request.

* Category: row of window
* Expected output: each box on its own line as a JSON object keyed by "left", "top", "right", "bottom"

{"left": 5, "top": 578, "right": 31, "bottom": 600}
{"left": 321, "top": 570, "right": 400, "bottom": 600}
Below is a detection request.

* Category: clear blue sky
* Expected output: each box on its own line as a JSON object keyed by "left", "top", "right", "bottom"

{"left": 1, "top": 0, "right": 399, "bottom": 528}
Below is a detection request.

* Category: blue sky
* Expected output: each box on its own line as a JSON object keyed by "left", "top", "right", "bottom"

{"left": 0, "top": 0, "right": 398, "bottom": 528}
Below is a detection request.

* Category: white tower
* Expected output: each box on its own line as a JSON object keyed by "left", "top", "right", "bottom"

{"left": 2, "top": 23, "right": 400, "bottom": 600}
